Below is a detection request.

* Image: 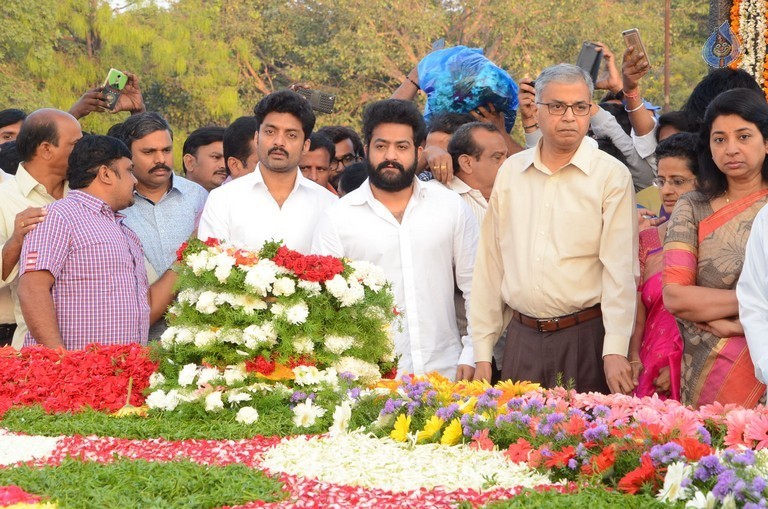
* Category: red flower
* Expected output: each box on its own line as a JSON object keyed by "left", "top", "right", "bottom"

{"left": 382, "top": 366, "right": 397, "bottom": 379}
{"left": 272, "top": 245, "right": 344, "bottom": 282}
{"left": 286, "top": 356, "right": 317, "bottom": 369}
{"left": 244, "top": 356, "right": 275, "bottom": 376}
{"left": 545, "top": 445, "right": 576, "bottom": 469}
{"left": 470, "top": 429, "right": 495, "bottom": 451}
{"left": 617, "top": 454, "right": 661, "bottom": 494}
{"left": 203, "top": 237, "right": 221, "bottom": 247}
{"left": 673, "top": 437, "right": 712, "bottom": 461}
{"left": 505, "top": 438, "right": 533, "bottom": 463}
{"left": 582, "top": 444, "right": 616, "bottom": 475}
{"left": 175, "top": 241, "right": 189, "bottom": 261}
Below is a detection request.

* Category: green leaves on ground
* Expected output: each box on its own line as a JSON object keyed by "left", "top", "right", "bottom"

{"left": 0, "top": 458, "right": 284, "bottom": 509}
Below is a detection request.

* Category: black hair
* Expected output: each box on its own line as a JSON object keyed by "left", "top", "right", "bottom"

{"left": 182, "top": 126, "right": 225, "bottom": 172}
{"left": 655, "top": 132, "right": 699, "bottom": 175}
{"left": 253, "top": 90, "right": 315, "bottom": 140}
{"left": 683, "top": 68, "right": 762, "bottom": 132}
{"left": 656, "top": 110, "right": 693, "bottom": 142}
{"left": 115, "top": 112, "right": 173, "bottom": 150}
{"left": 427, "top": 112, "right": 475, "bottom": 135}
{"left": 448, "top": 122, "right": 501, "bottom": 174}
{"left": 0, "top": 109, "right": 26, "bottom": 130}
{"left": 361, "top": 99, "right": 427, "bottom": 148}
{"left": 16, "top": 115, "right": 59, "bottom": 162}
{"left": 338, "top": 161, "right": 369, "bottom": 195}
{"left": 106, "top": 121, "right": 125, "bottom": 139}
{"left": 316, "top": 125, "right": 364, "bottom": 158}
{"left": 0, "top": 141, "right": 20, "bottom": 175}
{"left": 67, "top": 135, "right": 132, "bottom": 189}
{"left": 595, "top": 137, "right": 629, "bottom": 168}
{"left": 223, "top": 116, "right": 258, "bottom": 170}
{"left": 598, "top": 102, "right": 632, "bottom": 135}
{"left": 697, "top": 88, "right": 768, "bottom": 200}
{"left": 307, "top": 132, "right": 335, "bottom": 161}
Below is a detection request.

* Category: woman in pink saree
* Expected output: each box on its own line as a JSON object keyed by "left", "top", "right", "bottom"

{"left": 663, "top": 88, "right": 768, "bottom": 408}
{"left": 630, "top": 133, "right": 698, "bottom": 400}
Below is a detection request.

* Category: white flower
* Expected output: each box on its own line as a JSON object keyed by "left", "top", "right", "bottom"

{"left": 270, "top": 302, "right": 286, "bottom": 317}
{"left": 175, "top": 328, "right": 194, "bottom": 345}
{"left": 324, "top": 335, "right": 355, "bottom": 355}
{"left": 227, "top": 390, "right": 253, "bottom": 404}
{"left": 223, "top": 364, "right": 247, "bottom": 385}
{"left": 285, "top": 301, "right": 309, "bottom": 324}
{"left": 328, "top": 400, "right": 352, "bottom": 436}
{"left": 186, "top": 251, "right": 212, "bottom": 275}
{"left": 341, "top": 278, "right": 365, "bottom": 306}
{"left": 292, "top": 399, "right": 326, "bottom": 427}
{"left": 205, "top": 391, "right": 224, "bottom": 412}
{"left": 233, "top": 294, "right": 268, "bottom": 314}
{"left": 244, "top": 259, "right": 279, "bottom": 296}
{"left": 242, "top": 322, "right": 278, "bottom": 349}
{"left": 194, "top": 330, "right": 217, "bottom": 349}
{"left": 220, "top": 330, "right": 243, "bottom": 345}
{"left": 334, "top": 357, "right": 381, "bottom": 385}
{"left": 212, "top": 252, "right": 236, "bottom": 283}
{"left": 293, "top": 365, "right": 322, "bottom": 386}
{"left": 349, "top": 260, "right": 387, "bottom": 292}
{"left": 236, "top": 406, "right": 260, "bottom": 425}
{"left": 148, "top": 372, "right": 166, "bottom": 389}
{"left": 293, "top": 336, "right": 315, "bottom": 354}
{"left": 319, "top": 367, "right": 339, "bottom": 388}
{"left": 145, "top": 389, "right": 180, "bottom": 411}
{"left": 685, "top": 490, "right": 716, "bottom": 509}
{"left": 195, "top": 291, "right": 219, "bottom": 314}
{"left": 657, "top": 461, "right": 691, "bottom": 503}
{"left": 159, "top": 327, "right": 178, "bottom": 348}
{"left": 272, "top": 277, "right": 296, "bottom": 296}
{"left": 177, "top": 288, "right": 199, "bottom": 305}
{"left": 178, "top": 364, "right": 199, "bottom": 387}
{"left": 325, "top": 274, "right": 349, "bottom": 300}
{"left": 297, "top": 280, "right": 322, "bottom": 296}
{"left": 197, "top": 367, "right": 221, "bottom": 386}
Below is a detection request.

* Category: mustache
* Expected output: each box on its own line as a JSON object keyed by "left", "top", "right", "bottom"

{"left": 268, "top": 147, "right": 288, "bottom": 157}
{"left": 375, "top": 160, "right": 405, "bottom": 173}
{"left": 149, "top": 163, "right": 172, "bottom": 173}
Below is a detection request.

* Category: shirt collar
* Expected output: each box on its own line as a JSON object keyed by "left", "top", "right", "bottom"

{"left": 68, "top": 190, "right": 119, "bottom": 219}
{"left": 520, "top": 137, "right": 594, "bottom": 176}
{"left": 250, "top": 163, "right": 308, "bottom": 194}
{"left": 346, "top": 177, "right": 427, "bottom": 206}
{"left": 15, "top": 163, "right": 46, "bottom": 197}
{"left": 449, "top": 176, "right": 473, "bottom": 195}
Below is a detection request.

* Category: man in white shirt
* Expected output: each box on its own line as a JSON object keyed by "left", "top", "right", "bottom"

{"left": 199, "top": 90, "right": 336, "bottom": 252}
{"left": 312, "top": 99, "right": 478, "bottom": 381}
{"left": 738, "top": 205, "right": 768, "bottom": 384}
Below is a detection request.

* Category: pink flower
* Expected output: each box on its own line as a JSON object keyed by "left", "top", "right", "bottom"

{"left": 724, "top": 408, "right": 753, "bottom": 447}
{"left": 744, "top": 413, "right": 768, "bottom": 449}
{"left": 659, "top": 406, "right": 700, "bottom": 438}
{"left": 699, "top": 401, "right": 740, "bottom": 425}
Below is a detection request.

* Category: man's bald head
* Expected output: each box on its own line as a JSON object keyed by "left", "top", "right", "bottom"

{"left": 16, "top": 109, "right": 81, "bottom": 163}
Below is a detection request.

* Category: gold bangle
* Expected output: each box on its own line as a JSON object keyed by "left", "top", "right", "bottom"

{"left": 629, "top": 360, "right": 642, "bottom": 365}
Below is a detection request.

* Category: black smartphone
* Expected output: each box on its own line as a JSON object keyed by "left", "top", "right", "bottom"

{"left": 575, "top": 42, "right": 603, "bottom": 84}
{"left": 102, "top": 68, "right": 128, "bottom": 110}
{"left": 296, "top": 89, "right": 336, "bottom": 114}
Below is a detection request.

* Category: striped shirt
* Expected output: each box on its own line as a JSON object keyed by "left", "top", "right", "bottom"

{"left": 21, "top": 190, "right": 150, "bottom": 349}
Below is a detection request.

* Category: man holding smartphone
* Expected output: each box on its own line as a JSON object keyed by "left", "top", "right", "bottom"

{"left": 470, "top": 64, "right": 638, "bottom": 395}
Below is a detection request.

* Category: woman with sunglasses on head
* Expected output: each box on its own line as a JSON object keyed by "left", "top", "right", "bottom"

{"left": 663, "top": 88, "right": 768, "bottom": 408}
{"left": 629, "top": 133, "right": 698, "bottom": 400}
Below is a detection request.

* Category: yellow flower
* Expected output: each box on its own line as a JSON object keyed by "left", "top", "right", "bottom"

{"left": 496, "top": 379, "right": 541, "bottom": 396}
{"left": 440, "top": 418, "right": 463, "bottom": 446}
{"left": 110, "top": 405, "right": 149, "bottom": 418}
{"left": 390, "top": 413, "right": 411, "bottom": 442}
{"left": 416, "top": 415, "right": 445, "bottom": 443}
{"left": 459, "top": 396, "right": 477, "bottom": 415}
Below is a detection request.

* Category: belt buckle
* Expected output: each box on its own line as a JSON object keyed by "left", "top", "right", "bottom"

{"left": 536, "top": 317, "right": 559, "bottom": 333}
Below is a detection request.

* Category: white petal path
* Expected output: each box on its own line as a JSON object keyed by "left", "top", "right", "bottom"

{"left": 261, "top": 432, "right": 554, "bottom": 492}
{"left": 0, "top": 430, "right": 60, "bottom": 466}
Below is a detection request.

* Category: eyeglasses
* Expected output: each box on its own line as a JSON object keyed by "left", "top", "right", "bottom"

{"left": 330, "top": 153, "right": 360, "bottom": 171}
{"left": 652, "top": 177, "right": 696, "bottom": 188}
{"left": 536, "top": 101, "right": 592, "bottom": 116}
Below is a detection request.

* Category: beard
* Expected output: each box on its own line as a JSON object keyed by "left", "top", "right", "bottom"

{"left": 367, "top": 158, "right": 417, "bottom": 192}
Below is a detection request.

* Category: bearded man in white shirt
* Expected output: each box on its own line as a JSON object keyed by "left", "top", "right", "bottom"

{"left": 471, "top": 64, "right": 638, "bottom": 395}
{"left": 199, "top": 90, "right": 336, "bottom": 252}
{"left": 312, "top": 99, "right": 478, "bottom": 381}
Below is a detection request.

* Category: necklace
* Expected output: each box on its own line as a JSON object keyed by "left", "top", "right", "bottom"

{"left": 724, "top": 190, "right": 730, "bottom": 204}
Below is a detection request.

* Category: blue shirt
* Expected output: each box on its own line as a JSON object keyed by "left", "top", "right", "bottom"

{"left": 123, "top": 175, "right": 207, "bottom": 275}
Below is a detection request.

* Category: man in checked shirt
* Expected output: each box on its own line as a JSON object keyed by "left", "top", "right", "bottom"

{"left": 17, "top": 135, "right": 175, "bottom": 349}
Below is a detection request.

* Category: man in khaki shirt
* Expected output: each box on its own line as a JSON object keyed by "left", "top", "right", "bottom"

{"left": 0, "top": 109, "right": 81, "bottom": 348}
{"left": 470, "top": 64, "right": 638, "bottom": 394}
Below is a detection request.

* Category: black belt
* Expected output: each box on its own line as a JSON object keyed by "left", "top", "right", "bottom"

{"left": 0, "top": 323, "right": 16, "bottom": 344}
{"left": 511, "top": 305, "right": 602, "bottom": 333}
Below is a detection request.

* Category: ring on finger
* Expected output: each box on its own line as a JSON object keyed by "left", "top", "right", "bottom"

{"left": 20, "top": 221, "right": 25, "bottom": 228}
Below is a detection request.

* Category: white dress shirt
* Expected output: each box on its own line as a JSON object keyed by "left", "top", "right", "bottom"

{"left": 311, "top": 178, "right": 479, "bottom": 380}
{"left": 738, "top": 203, "right": 768, "bottom": 383}
{"left": 198, "top": 164, "right": 337, "bottom": 253}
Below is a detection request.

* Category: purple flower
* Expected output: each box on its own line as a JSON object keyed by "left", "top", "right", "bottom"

{"left": 338, "top": 371, "right": 355, "bottom": 381}
{"left": 592, "top": 405, "right": 610, "bottom": 418}
{"left": 484, "top": 387, "right": 502, "bottom": 399}
{"left": 347, "top": 387, "right": 361, "bottom": 400}
{"left": 751, "top": 476, "right": 767, "bottom": 496}
{"left": 546, "top": 412, "right": 565, "bottom": 425}
{"left": 476, "top": 393, "right": 498, "bottom": 411}
{"left": 694, "top": 455, "right": 723, "bottom": 482}
{"left": 649, "top": 442, "right": 684, "bottom": 466}
{"left": 567, "top": 458, "right": 578, "bottom": 470}
{"left": 583, "top": 424, "right": 609, "bottom": 442}
{"left": 697, "top": 425, "right": 712, "bottom": 445}
{"left": 712, "top": 468, "right": 737, "bottom": 500}
{"left": 406, "top": 400, "right": 421, "bottom": 415}
{"left": 507, "top": 397, "right": 525, "bottom": 409}
{"left": 290, "top": 391, "right": 307, "bottom": 403}
{"left": 382, "top": 398, "right": 404, "bottom": 415}
{"left": 435, "top": 403, "right": 459, "bottom": 421}
{"left": 523, "top": 398, "right": 544, "bottom": 413}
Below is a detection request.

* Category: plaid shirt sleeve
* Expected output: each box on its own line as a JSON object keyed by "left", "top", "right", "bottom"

{"left": 20, "top": 208, "right": 70, "bottom": 279}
